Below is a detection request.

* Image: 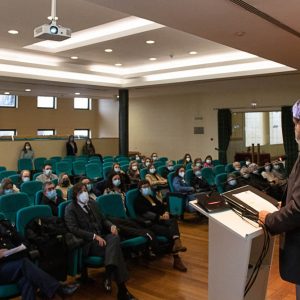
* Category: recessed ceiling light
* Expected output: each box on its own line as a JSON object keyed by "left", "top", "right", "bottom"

{"left": 105, "top": 49, "right": 113, "bottom": 53}
{"left": 25, "top": 89, "right": 31, "bottom": 92}
{"left": 115, "top": 63, "right": 122, "bottom": 67}
{"left": 8, "top": 30, "right": 19, "bottom": 35}
{"left": 74, "top": 92, "right": 80, "bottom": 95}
{"left": 4, "top": 92, "right": 10, "bottom": 95}
{"left": 189, "top": 51, "right": 198, "bottom": 55}
{"left": 146, "top": 40, "right": 155, "bottom": 44}
{"left": 70, "top": 56, "right": 79, "bottom": 60}
{"left": 149, "top": 57, "right": 157, "bottom": 61}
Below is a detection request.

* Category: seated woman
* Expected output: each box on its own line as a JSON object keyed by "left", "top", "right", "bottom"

{"left": 203, "top": 155, "right": 213, "bottom": 168}
{"left": 145, "top": 163, "right": 168, "bottom": 201}
{"left": 20, "top": 142, "right": 34, "bottom": 159}
{"left": 190, "top": 166, "right": 211, "bottom": 193}
{"left": 56, "top": 173, "right": 73, "bottom": 200}
{"left": 142, "top": 157, "right": 152, "bottom": 169}
{"left": 151, "top": 152, "right": 159, "bottom": 162}
{"left": 182, "top": 153, "right": 192, "bottom": 167}
{"left": 127, "top": 161, "right": 141, "bottom": 187}
{"left": 0, "top": 178, "right": 19, "bottom": 195}
{"left": 193, "top": 157, "right": 203, "bottom": 168}
{"left": 109, "top": 163, "right": 130, "bottom": 191}
{"left": 134, "top": 180, "right": 187, "bottom": 272}
{"left": 104, "top": 173, "right": 126, "bottom": 207}
{"left": 172, "top": 167, "right": 197, "bottom": 212}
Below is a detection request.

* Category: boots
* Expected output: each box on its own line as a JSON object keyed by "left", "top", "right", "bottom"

{"left": 172, "top": 238, "right": 187, "bottom": 253}
{"left": 173, "top": 256, "right": 187, "bottom": 272}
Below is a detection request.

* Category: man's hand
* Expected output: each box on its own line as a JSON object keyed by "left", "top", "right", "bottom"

{"left": 0, "top": 249, "right": 8, "bottom": 259}
{"left": 111, "top": 225, "right": 118, "bottom": 236}
{"left": 258, "top": 210, "right": 270, "bottom": 224}
{"left": 94, "top": 235, "right": 106, "bottom": 247}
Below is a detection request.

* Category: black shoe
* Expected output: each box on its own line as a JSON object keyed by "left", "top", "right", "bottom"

{"left": 57, "top": 283, "right": 79, "bottom": 296}
{"left": 103, "top": 278, "right": 112, "bottom": 293}
{"left": 117, "top": 291, "right": 138, "bottom": 300}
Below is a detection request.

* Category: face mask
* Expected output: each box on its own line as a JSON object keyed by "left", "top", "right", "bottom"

{"left": 246, "top": 161, "right": 251, "bottom": 166}
{"left": 206, "top": 159, "right": 211, "bottom": 164}
{"left": 77, "top": 191, "right": 89, "bottom": 205}
{"left": 273, "top": 165, "right": 280, "bottom": 170}
{"left": 179, "top": 171, "right": 185, "bottom": 178}
{"left": 25, "top": 145, "right": 30, "bottom": 150}
{"left": 46, "top": 190, "right": 57, "bottom": 200}
{"left": 243, "top": 174, "right": 250, "bottom": 179}
{"left": 114, "top": 167, "right": 120, "bottom": 173}
{"left": 44, "top": 169, "right": 52, "bottom": 176}
{"left": 167, "top": 166, "right": 174, "bottom": 171}
{"left": 152, "top": 156, "right": 158, "bottom": 161}
{"left": 234, "top": 167, "right": 240, "bottom": 171}
{"left": 253, "top": 170, "right": 259, "bottom": 174}
{"left": 145, "top": 161, "right": 150, "bottom": 167}
{"left": 265, "top": 166, "right": 271, "bottom": 172}
{"left": 186, "top": 157, "right": 191, "bottom": 162}
{"left": 22, "top": 177, "right": 30, "bottom": 182}
{"left": 113, "top": 179, "right": 121, "bottom": 187}
{"left": 149, "top": 168, "right": 156, "bottom": 174}
{"left": 141, "top": 187, "right": 151, "bottom": 197}
{"left": 86, "top": 141, "right": 91, "bottom": 145}
{"left": 61, "top": 179, "right": 70, "bottom": 187}
{"left": 4, "top": 189, "right": 13, "bottom": 195}
{"left": 196, "top": 162, "right": 201, "bottom": 167}
{"left": 195, "top": 171, "right": 201, "bottom": 177}
{"left": 228, "top": 179, "right": 237, "bottom": 186}
{"left": 135, "top": 156, "right": 140, "bottom": 161}
{"left": 87, "top": 184, "right": 92, "bottom": 192}
{"left": 131, "top": 165, "right": 138, "bottom": 171}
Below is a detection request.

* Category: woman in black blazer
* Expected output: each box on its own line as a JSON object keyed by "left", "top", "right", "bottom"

{"left": 66, "top": 135, "right": 77, "bottom": 156}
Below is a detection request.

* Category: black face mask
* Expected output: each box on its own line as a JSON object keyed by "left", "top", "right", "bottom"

{"left": 61, "top": 180, "right": 70, "bottom": 187}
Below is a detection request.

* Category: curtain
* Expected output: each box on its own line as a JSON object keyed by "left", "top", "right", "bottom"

{"left": 218, "top": 109, "right": 232, "bottom": 164}
{"left": 281, "top": 106, "right": 298, "bottom": 175}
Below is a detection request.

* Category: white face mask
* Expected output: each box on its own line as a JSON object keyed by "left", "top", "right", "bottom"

{"left": 132, "top": 165, "right": 138, "bottom": 171}
{"left": 149, "top": 168, "right": 156, "bottom": 174}
{"left": 145, "top": 161, "right": 150, "bottom": 167}
{"left": 179, "top": 171, "right": 185, "bottom": 178}
{"left": 246, "top": 161, "right": 251, "bottom": 166}
{"left": 206, "top": 159, "right": 211, "bottom": 164}
{"left": 77, "top": 191, "right": 89, "bottom": 205}
{"left": 44, "top": 169, "right": 52, "bottom": 176}
{"left": 186, "top": 157, "right": 191, "bottom": 162}
{"left": 25, "top": 145, "right": 30, "bottom": 150}
{"left": 114, "top": 167, "right": 120, "bottom": 173}
{"left": 152, "top": 156, "right": 158, "bottom": 161}
{"left": 273, "top": 165, "right": 280, "bottom": 170}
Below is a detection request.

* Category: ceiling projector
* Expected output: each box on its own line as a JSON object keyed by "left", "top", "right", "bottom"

{"left": 34, "top": 21, "right": 71, "bottom": 41}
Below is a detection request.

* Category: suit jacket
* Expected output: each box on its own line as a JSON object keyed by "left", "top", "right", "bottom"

{"left": 41, "top": 194, "right": 64, "bottom": 216}
{"left": 66, "top": 142, "right": 77, "bottom": 156}
{"left": 265, "top": 154, "right": 300, "bottom": 283}
{"left": 64, "top": 200, "right": 113, "bottom": 242}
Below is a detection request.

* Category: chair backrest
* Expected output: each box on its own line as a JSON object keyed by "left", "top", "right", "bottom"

{"left": 96, "top": 194, "right": 127, "bottom": 219}
{"left": 20, "top": 181, "right": 43, "bottom": 205}
{"left": 177, "top": 159, "right": 184, "bottom": 164}
{"left": 58, "top": 200, "right": 72, "bottom": 218}
{"left": 0, "top": 192, "right": 30, "bottom": 224}
{"left": 102, "top": 166, "right": 112, "bottom": 180}
{"left": 120, "top": 164, "right": 129, "bottom": 172}
{"left": 140, "top": 168, "right": 148, "bottom": 180}
{"left": 0, "top": 166, "right": 6, "bottom": 172}
{"left": 185, "top": 169, "right": 193, "bottom": 186}
{"left": 215, "top": 173, "right": 228, "bottom": 193}
{"left": 156, "top": 165, "right": 166, "bottom": 177}
{"left": 153, "top": 161, "right": 164, "bottom": 168}
{"left": 56, "top": 161, "right": 72, "bottom": 176}
{"left": 167, "top": 171, "right": 176, "bottom": 192}
{"left": 34, "top": 157, "right": 47, "bottom": 172}
{"left": 158, "top": 157, "right": 168, "bottom": 163}
{"left": 201, "top": 167, "right": 215, "bottom": 186}
{"left": 103, "top": 156, "right": 113, "bottom": 161}
{"left": 0, "top": 170, "right": 17, "bottom": 181}
{"left": 225, "top": 163, "right": 234, "bottom": 173}
{"left": 16, "top": 205, "right": 52, "bottom": 237}
{"left": 35, "top": 189, "right": 63, "bottom": 205}
{"left": 103, "top": 161, "right": 113, "bottom": 168}
{"left": 89, "top": 155, "right": 100, "bottom": 161}
{"left": 213, "top": 164, "right": 225, "bottom": 175}
{"left": 213, "top": 159, "right": 221, "bottom": 166}
{"left": 8, "top": 174, "right": 21, "bottom": 186}
{"left": 18, "top": 158, "right": 33, "bottom": 171}
{"left": 185, "top": 162, "right": 192, "bottom": 170}
{"left": 72, "top": 160, "right": 86, "bottom": 176}
{"left": 125, "top": 188, "right": 140, "bottom": 219}
{"left": 173, "top": 164, "right": 183, "bottom": 171}
{"left": 33, "top": 172, "right": 43, "bottom": 180}
{"left": 50, "top": 156, "right": 62, "bottom": 163}
{"left": 86, "top": 163, "right": 102, "bottom": 180}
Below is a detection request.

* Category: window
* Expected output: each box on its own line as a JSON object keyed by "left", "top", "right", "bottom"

{"left": 74, "top": 97, "right": 91, "bottom": 110}
{"left": 74, "top": 129, "right": 90, "bottom": 138}
{"left": 269, "top": 111, "right": 283, "bottom": 145}
{"left": 37, "top": 129, "right": 56, "bottom": 136}
{"left": 0, "top": 129, "right": 16, "bottom": 137}
{"left": 245, "top": 112, "right": 267, "bottom": 147}
{"left": 0, "top": 95, "right": 17, "bottom": 108}
{"left": 37, "top": 96, "right": 56, "bottom": 108}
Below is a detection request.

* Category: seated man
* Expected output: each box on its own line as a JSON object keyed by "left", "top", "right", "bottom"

{"left": 18, "top": 170, "right": 31, "bottom": 188}
{"left": 40, "top": 182, "right": 65, "bottom": 216}
{"left": 160, "top": 160, "right": 175, "bottom": 179}
{"left": 190, "top": 166, "right": 211, "bottom": 193}
{"left": 224, "top": 173, "right": 245, "bottom": 192}
{"left": 35, "top": 164, "right": 58, "bottom": 183}
{"left": 64, "top": 182, "right": 136, "bottom": 300}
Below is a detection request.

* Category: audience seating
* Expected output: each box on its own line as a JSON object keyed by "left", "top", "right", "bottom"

{"left": 34, "top": 157, "right": 47, "bottom": 172}
{"left": 156, "top": 165, "right": 166, "bottom": 177}
{"left": 140, "top": 168, "right": 148, "bottom": 180}
{"left": 225, "top": 163, "right": 234, "bottom": 173}
{"left": 215, "top": 173, "right": 227, "bottom": 193}
{"left": 18, "top": 158, "right": 34, "bottom": 172}
{"left": 8, "top": 174, "right": 20, "bottom": 186}
{"left": 0, "top": 170, "right": 18, "bottom": 181}
{"left": 21, "top": 181, "right": 43, "bottom": 205}
{"left": 0, "top": 192, "right": 30, "bottom": 224}
{"left": 201, "top": 167, "right": 215, "bottom": 186}
{"left": 56, "top": 161, "right": 72, "bottom": 176}
{"left": 167, "top": 172, "right": 185, "bottom": 217}
{"left": 102, "top": 166, "right": 112, "bottom": 180}
{"left": 85, "top": 163, "right": 102, "bottom": 181}
{"left": 213, "top": 160, "right": 221, "bottom": 166}
{"left": 185, "top": 169, "right": 193, "bottom": 186}
{"left": 33, "top": 172, "right": 42, "bottom": 180}
{"left": 72, "top": 161, "right": 86, "bottom": 177}
{"left": 213, "top": 164, "right": 225, "bottom": 175}
{"left": 35, "top": 189, "right": 63, "bottom": 205}
{"left": 158, "top": 157, "right": 168, "bottom": 163}
{"left": 0, "top": 166, "right": 6, "bottom": 172}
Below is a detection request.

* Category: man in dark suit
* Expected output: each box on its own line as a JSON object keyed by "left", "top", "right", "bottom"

{"left": 64, "top": 182, "right": 136, "bottom": 300}
{"left": 40, "top": 182, "right": 64, "bottom": 216}
{"left": 259, "top": 99, "right": 300, "bottom": 298}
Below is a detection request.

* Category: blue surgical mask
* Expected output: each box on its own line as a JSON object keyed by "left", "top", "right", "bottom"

{"left": 77, "top": 191, "right": 89, "bottom": 205}
{"left": 141, "top": 187, "right": 151, "bottom": 197}
{"left": 195, "top": 171, "right": 201, "bottom": 177}
{"left": 265, "top": 166, "right": 271, "bottom": 172}
{"left": 113, "top": 179, "right": 121, "bottom": 187}
{"left": 4, "top": 189, "right": 13, "bottom": 195}
{"left": 273, "top": 164, "right": 280, "bottom": 170}
{"left": 167, "top": 166, "right": 174, "bottom": 171}
{"left": 22, "top": 177, "right": 30, "bottom": 182}
{"left": 44, "top": 169, "right": 52, "bottom": 176}
{"left": 228, "top": 179, "right": 237, "bottom": 186}
{"left": 46, "top": 190, "right": 57, "bottom": 200}
{"left": 114, "top": 167, "right": 120, "bottom": 173}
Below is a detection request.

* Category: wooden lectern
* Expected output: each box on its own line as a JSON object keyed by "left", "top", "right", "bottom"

{"left": 190, "top": 198, "right": 276, "bottom": 300}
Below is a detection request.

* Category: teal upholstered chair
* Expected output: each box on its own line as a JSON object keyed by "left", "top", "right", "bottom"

{"left": 0, "top": 171, "right": 17, "bottom": 181}
{"left": 215, "top": 173, "right": 228, "bottom": 193}
{"left": 72, "top": 161, "right": 86, "bottom": 177}
{"left": 185, "top": 169, "right": 193, "bottom": 186}
{"left": 34, "top": 157, "right": 47, "bottom": 172}
{"left": 140, "top": 168, "right": 148, "bottom": 180}
{"left": 201, "top": 167, "right": 215, "bottom": 186}
{"left": 20, "top": 181, "right": 43, "bottom": 205}
{"left": 0, "top": 166, "right": 6, "bottom": 172}
{"left": 0, "top": 192, "right": 30, "bottom": 225}
{"left": 56, "top": 161, "right": 72, "bottom": 176}
{"left": 213, "top": 164, "right": 225, "bottom": 175}
{"left": 8, "top": 174, "right": 20, "bottom": 186}
{"left": 102, "top": 166, "right": 112, "bottom": 180}
{"left": 35, "top": 189, "right": 63, "bottom": 205}
{"left": 85, "top": 163, "right": 102, "bottom": 181}
{"left": 225, "top": 163, "right": 235, "bottom": 173}
{"left": 18, "top": 158, "right": 33, "bottom": 172}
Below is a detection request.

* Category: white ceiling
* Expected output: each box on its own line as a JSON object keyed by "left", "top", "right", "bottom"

{"left": 0, "top": 0, "right": 299, "bottom": 98}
